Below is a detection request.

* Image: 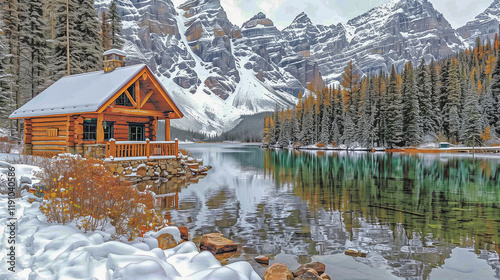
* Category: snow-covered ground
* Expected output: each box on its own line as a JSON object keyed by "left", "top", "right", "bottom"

{"left": 0, "top": 160, "right": 261, "bottom": 280}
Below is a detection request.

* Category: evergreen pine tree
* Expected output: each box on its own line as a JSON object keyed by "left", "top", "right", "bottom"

{"left": 386, "top": 65, "right": 403, "bottom": 148}
{"left": 300, "top": 110, "right": 314, "bottom": 145}
{"left": 428, "top": 60, "right": 441, "bottom": 135}
{"left": 101, "top": 10, "right": 111, "bottom": 50}
{"left": 416, "top": 58, "right": 435, "bottom": 137}
{"left": 108, "top": 0, "right": 124, "bottom": 49}
{"left": 19, "top": 0, "right": 48, "bottom": 99}
{"left": 0, "top": 30, "right": 12, "bottom": 121}
{"left": 401, "top": 62, "right": 421, "bottom": 146}
{"left": 445, "top": 59, "right": 461, "bottom": 142}
{"left": 359, "top": 77, "right": 376, "bottom": 147}
{"left": 462, "top": 77, "right": 482, "bottom": 146}
{"left": 491, "top": 45, "right": 500, "bottom": 127}
{"left": 76, "top": 0, "right": 103, "bottom": 73}
{"left": 319, "top": 103, "right": 331, "bottom": 144}
{"left": 51, "top": 0, "right": 82, "bottom": 79}
{"left": 3, "top": 0, "right": 21, "bottom": 135}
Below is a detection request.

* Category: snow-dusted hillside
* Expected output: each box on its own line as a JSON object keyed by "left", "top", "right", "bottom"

{"left": 458, "top": 0, "right": 500, "bottom": 47}
{"left": 283, "top": 0, "right": 464, "bottom": 84}
{"left": 94, "top": 0, "right": 495, "bottom": 135}
{"left": 95, "top": 0, "right": 300, "bottom": 136}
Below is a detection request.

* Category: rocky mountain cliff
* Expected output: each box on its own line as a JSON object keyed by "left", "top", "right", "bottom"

{"left": 458, "top": 0, "right": 500, "bottom": 47}
{"left": 94, "top": 0, "right": 497, "bottom": 136}
{"left": 283, "top": 0, "right": 464, "bottom": 80}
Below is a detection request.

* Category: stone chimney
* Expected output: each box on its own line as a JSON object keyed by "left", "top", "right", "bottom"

{"left": 103, "top": 49, "right": 126, "bottom": 73}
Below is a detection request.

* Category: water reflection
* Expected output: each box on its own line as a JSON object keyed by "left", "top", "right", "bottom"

{"left": 155, "top": 144, "right": 500, "bottom": 279}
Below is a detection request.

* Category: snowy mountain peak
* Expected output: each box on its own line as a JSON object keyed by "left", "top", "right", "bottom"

{"left": 242, "top": 12, "right": 275, "bottom": 29}
{"left": 458, "top": 0, "right": 500, "bottom": 47}
{"left": 292, "top": 12, "right": 313, "bottom": 25}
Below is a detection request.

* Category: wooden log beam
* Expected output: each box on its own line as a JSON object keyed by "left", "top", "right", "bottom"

{"left": 32, "top": 146, "right": 67, "bottom": 151}
{"left": 31, "top": 117, "right": 68, "bottom": 123}
{"left": 106, "top": 107, "right": 164, "bottom": 117}
{"left": 140, "top": 90, "right": 154, "bottom": 109}
{"left": 32, "top": 121, "right": 68, "bottom": 127}
{"left": 97, "top": 113, "right": 104, "bottom": 143}
{"left": 32, "top": 141, "right": 67, "bottom": 145}
{"left": 32, "top": 137, "right": 66, "bottom": 141}
{"left": 124, "top": 89, "right": 137, "bottom": 107}
{"left": 136, "top": 81, "right": 141, "bottom": 110}
{"left": 165, "top": 118, "right": 171, "bottom": 141}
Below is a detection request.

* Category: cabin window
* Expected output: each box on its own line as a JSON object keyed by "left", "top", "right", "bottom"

{"left": 115, "top": 85, "right": 135, "bottom": 106}
{"left": 46, "top": 128, "right": 58, "bottom": 137}
{"left": 129, "top": 124, "right": 145, "bottom": 141}
{"left": 83, "top": 119, "right": 97, "bottom": 140}
{"left": 103, "top": 121, "right": 114, "bottom": 140}
{"left": 83, "top": 120, "right": 114, "bottom": 140}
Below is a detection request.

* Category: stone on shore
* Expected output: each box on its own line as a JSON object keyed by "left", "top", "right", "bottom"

{"left": 199, "top": 233, "right": 238, "bottom": 254}
{"left": 157, "top": 233, "right": 178, "bottom": 249}
{"left": 320, "top": 273, "right": 332, "bottom": 280}
{"left": 345, "top": 249, "right": 367, "bottom": 257}
{"left": 178, "top": 226, "right": 189, "bottom": 241}
{"left": 293, "top": 262, "right": 326, "bottom": 277}
{"left": 296, "top": 270, "right": 323, "bottom": 280}
{"left": 255, "top": 255, "right": 269, "bottom": 265}
{"left": 263, "top": 263, "right": 294, "bottom": 280}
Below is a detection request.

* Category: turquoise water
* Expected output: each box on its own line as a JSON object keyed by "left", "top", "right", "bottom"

{"left": 155, "top": 143, "right": 500, "bottom": 279}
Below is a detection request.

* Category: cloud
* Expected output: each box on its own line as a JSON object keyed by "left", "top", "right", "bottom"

{"left": 258, "top": 0, "right": 287, "bottom": 14}
{"left": 428, "top": 0, "right": 491, "bottom": 28}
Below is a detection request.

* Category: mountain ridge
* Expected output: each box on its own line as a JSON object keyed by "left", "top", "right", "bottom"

{"left": 95, "top": 0, "right": 499, "bottom": 136}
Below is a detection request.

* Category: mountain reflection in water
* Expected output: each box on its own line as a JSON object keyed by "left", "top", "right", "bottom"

{"left": 153, "top": 143, "right": 500, "bottom": 279}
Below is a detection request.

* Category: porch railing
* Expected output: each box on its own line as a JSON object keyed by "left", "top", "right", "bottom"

{"left": 106, "top": 139, "right": 178, "bottom": 159}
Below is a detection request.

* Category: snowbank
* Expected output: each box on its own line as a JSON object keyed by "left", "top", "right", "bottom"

{"left": 0, "top": 192, "right": 261, "bottom": 280}
{"left": 0, "top": 162, "right": 261, "bottom": 280}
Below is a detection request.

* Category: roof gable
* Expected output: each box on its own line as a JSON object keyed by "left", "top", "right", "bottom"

{"left": 97, "top": 67, "right": 183, "bottom": 119}
{"left": 9, "top": 64, "right": 183, "bottom": 119}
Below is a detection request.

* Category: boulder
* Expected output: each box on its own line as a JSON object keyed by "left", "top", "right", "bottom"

{"left": 178, "top": 226, "right": 189, "bottom": 241}
{"left": 345, "top": 249, "right": 359, "bottom": 257}
{"left": 116, "top": 166, "right": 124, "bottom": 174}
{"left": 137, "top": 166, "right": 147, "bottom": 177}
{"left": 157, "top": 233, "right": 178, "bottom": 249}
{"left": 199, "top": 233, "right": 237, "bottom": 254}
{"left": 345, "top": 249, "right": 367, "bottom": 257}
{"left": 320, "top": 273, "right": 331, "bottom": 280}
{"left": 255, "top": 255, "right": 269, "bottom": 265}
{"left": 293, "top": 262, "right": 326, "bottom": 277}
{"left": 263, "top": 263, "right": 294, "bottom": 280}
{"left": 296, "top": 270, "right": 322, "bottom": 280}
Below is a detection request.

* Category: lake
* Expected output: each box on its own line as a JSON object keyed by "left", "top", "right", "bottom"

{"left": 154, "top": 143, "right": 500, "bottom": 280}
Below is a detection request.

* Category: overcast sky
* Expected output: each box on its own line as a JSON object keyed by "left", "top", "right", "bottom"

{"left": 173, "top": 0, "right": 493, "bottom": 30}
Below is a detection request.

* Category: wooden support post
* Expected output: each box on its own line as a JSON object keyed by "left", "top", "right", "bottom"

{"left": 165, "top": 118, "right": 171, "bottom": 141}
{"left": 146, "top": 139, "right": 150, "bottom": 159}
{"left": 175, "top": 138, "right": 178, "bottom": 157}
{"left": 97, "top": 113, "right": 104, "bottom": 143}
{"left": 109, "top": 139, "right": 116, "bottom": 160}
{"left": 135, "top": 80, "right": 141, "bottom": 110}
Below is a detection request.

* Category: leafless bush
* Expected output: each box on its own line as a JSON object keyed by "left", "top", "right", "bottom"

{"left": 0, "top": 137, "right": 19, "bottom": 154}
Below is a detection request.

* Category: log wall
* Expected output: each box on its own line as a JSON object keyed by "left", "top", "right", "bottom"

{"left": 28, "top": 116, "right": 70, "bottom": 156}
{"left": 24, "top": 114, "right": 159, "bottom": 156}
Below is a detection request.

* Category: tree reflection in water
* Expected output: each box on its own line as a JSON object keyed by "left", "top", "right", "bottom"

{"left": 154, "top": 144, "right": 500, "bottom": 279}
{"left": 264, "top": 150, "right": 500, "bottom": 278}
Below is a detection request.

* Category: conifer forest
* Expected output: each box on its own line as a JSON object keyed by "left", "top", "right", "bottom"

{"left": 0, "top": 0, "right": 123, "bottom": 136}
{"left": 264, "top": 37, "right": 500, "bottom": 148}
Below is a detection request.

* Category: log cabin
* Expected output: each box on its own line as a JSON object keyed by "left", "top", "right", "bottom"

{"left": 9, "top": 50, "right": 183, "bottom": 159}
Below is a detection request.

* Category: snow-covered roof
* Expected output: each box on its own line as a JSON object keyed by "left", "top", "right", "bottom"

{"left": 103, "top": 49, "right": 127, "bottom": 57}
{"left": 10, "top": 64, "right": 148, "bottom": 119}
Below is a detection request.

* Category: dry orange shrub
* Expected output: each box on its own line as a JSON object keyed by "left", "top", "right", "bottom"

{"left": 0, "top": 137, "right": 19, "bottom": 153}
{"left": 38, "top": 154, "right": 166, "bottom": 240}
